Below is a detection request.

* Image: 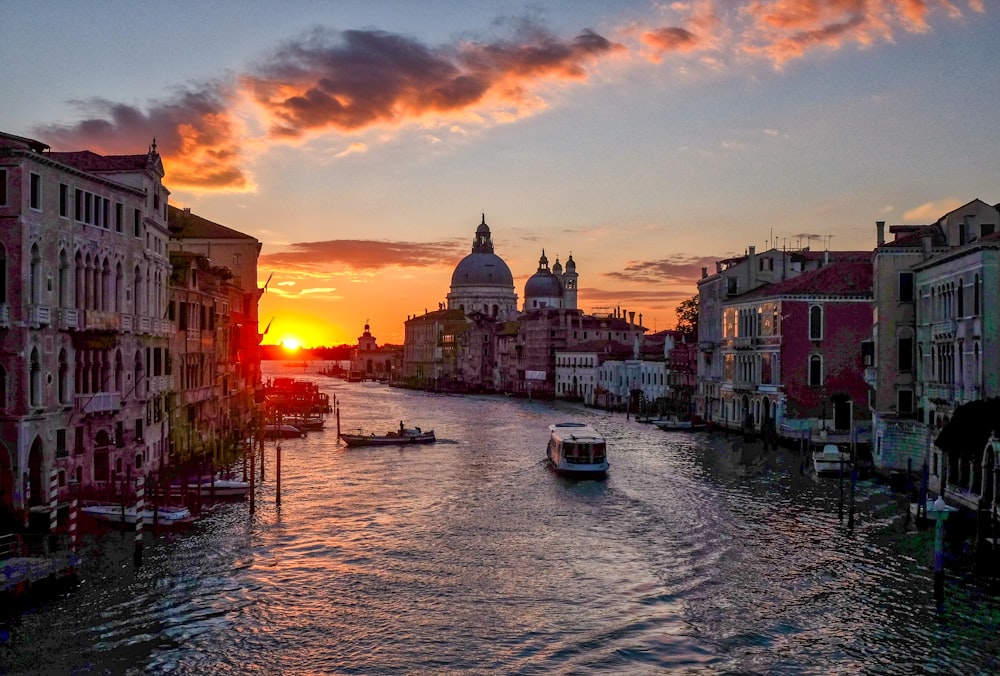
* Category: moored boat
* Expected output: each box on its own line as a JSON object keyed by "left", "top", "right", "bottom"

{"left": 546, "top": 422, "right": 609, "bottom": 479}
{"left": 340, "top": 425, "right": 436, "bottom": 447}
{"left": 651, "top": 416, "right": 706, "bottom": 432}
{"left": 264, "top": 423, "right": 306, "bottom": 439}
{"left": 80, "top": 503, "right": 194, "bottom": 527}
{"left": 813, "top": 443, "right": 851, "bottom": 476}
{"left": 170, "top": 477, "right": 251, "bottom": 499}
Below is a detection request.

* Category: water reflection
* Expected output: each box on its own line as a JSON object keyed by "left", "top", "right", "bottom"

{"left": 3, "top": 370, "right": 1000, "bottom": 674}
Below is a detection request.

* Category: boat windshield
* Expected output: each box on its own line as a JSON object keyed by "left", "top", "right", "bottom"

{"left": 564, "top": 441, "right": 606, "bottom": 464}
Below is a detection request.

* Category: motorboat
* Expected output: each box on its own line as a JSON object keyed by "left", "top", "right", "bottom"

{"left": 340, "top": 426, "right": 436, "bottom": 447}
{"left": 546, "top": 422, "right": 609, "bottom": 479}
{"left": 813, "top": 443, "right": 851, "bottom": 476}
{"left": 170, "top": 477, "right": 251, "bottom": 499}
{"left": 264, "top": 423, "right": 305, "bottom": 439}
{"left": 652, "top": 417, "right": 706, "bottom": 432}
{"left": 80, "top": 503, "right": 194, "bottom": 526}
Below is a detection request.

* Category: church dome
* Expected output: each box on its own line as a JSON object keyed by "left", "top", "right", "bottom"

{"left": 450, "top": 215, "right": 514, "bottom": 288}
{"left": 524, "top": 249, "right": 564, "bottom": 300}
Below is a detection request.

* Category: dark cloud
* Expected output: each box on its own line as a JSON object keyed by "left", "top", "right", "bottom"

{"left": 580, "top": 286, "right": 696, "bottom": 312}
{"left": 603, "top": 255, "right": 721, "bottom": 285}
{"left": 246, "top": 24, "right": 621, "bottom": 137}
{"left": 259, "top": 238, "right": 468, "bottom": 272}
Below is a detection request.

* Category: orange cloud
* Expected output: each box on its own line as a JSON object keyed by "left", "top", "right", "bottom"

{"left": 604, "top": 255, "right": 723, "bottom": 285}
{"left": 35, "top": 84, "right": 252, "bottom": 192}
{"left": 244, "top": 25, "right": 622, "bottom": 138}
{"left": 259, "top": 238, "right": 468, "bottom": 274}
{"left": 740, "top": 0, "right": 984, "bottom": 66}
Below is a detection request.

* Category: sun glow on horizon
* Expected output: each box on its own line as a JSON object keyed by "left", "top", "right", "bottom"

{"left": 281, "top": 337, "right": 301, "bottom": 352}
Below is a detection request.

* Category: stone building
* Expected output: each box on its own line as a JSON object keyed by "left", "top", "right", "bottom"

{"left": 446, "top": 215, "right": 518, "bottom": 319}
{"left": 1, "top": 131, "right": 173, "bottom": 525}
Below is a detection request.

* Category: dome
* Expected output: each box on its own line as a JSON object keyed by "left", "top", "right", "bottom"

{"left": 451, "top": 252, "right": 514, "bottom": 287}
{"left": 450, "top": 214, "right": 514, "bottom": 288}
{"left": 524, "top": 249, "right": 563, "bottom": 300}
{"left": 524, "top": 271, "right": 564, "bottom": 298}
{"left": 552, "top": 257, "right": 563, "bottom": 275}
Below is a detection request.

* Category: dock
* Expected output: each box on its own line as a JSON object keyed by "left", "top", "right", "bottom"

{"left": 1, "top": 533, "right": 80, "bottom": 597}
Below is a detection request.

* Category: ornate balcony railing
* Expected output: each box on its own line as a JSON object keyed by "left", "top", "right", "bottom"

{"left": 75, "top": 391, "right": 121, "bottom": 414}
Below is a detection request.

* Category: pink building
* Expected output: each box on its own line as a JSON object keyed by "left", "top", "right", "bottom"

{"left": 714, "top": 256, "right": 873, "bottom": 443}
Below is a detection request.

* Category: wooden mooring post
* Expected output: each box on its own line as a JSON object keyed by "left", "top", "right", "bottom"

{"left": 276, "top": 440, "right": 282, "bottom": 508}
{"left": 249, "top": 441, "right": 256, "bottom": 516}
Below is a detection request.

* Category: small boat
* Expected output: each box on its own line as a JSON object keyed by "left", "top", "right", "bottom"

{"left": 546, "top": 422, "right": 609, "bottom": 479}
{"left": 80, "top": 503, "right": 194, "bottom": 527}
{"left": 170, "top": 478, "right": 251, "bottom": 499}
{"left": 340, "top": 426, "right": 436, "bottom": 447}
{"left": 264, "top": 423, "right": 305, "bottom": 439}
{"left": 652, "top": 416, "right": 706, "bottom": 432}
{"left": 813, "top": 443, "right": 851, "bottom": 476}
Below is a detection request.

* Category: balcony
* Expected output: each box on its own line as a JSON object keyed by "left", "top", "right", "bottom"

{"left": 75, "top": 391, "right": 121, "bottom": 415}
{"left": 121, "top": 314, "right": 133, "bottom": 332}
{"left": 59, "top": 308, "right": 81, "bottom": 330}
{"left": 863, "top": 366, "right": 877, "bottom": 387}
{"left": 925, "top": 383, "right": 955, "bottom": 402}
{"left": 84, "top": 310, "right": 120, "bottom": 331}
{"left": 931, "top": 319, "right": 956, "bottom": 340}
{"left": 733, "top": 337, "right": 753, "bottom": 349}
{"left": 29, "top": 305, "right": 51, "bottom": 326}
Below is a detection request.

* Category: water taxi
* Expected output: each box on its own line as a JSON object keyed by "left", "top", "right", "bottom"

{"left": 546, "top": 422, "right": 609, "bottom": 479}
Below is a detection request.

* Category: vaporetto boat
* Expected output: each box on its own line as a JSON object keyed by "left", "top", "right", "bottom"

{"left": 546, "top": 422, "right": 609, "bottom": 479}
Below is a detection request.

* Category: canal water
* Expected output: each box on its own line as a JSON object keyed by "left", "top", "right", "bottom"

{"left": 3, "top": 367, "right": 1000, "bottom": 674}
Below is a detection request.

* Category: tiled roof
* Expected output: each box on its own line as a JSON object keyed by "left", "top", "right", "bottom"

{"left": 881, "top": 223, "right": 946, "bottom": 249}
{"left": 738, "top": 260, "right": 872, "bottom": 300}
{"left": 49, "top": 150, "right": 149, "bottom": 172}
{"left": 168, "top": 205, "right": 256, "bottom": 240}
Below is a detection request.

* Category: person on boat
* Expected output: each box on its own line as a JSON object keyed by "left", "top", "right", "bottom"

{"left": 399, "top": 421, "right": 405, "bottom": 433}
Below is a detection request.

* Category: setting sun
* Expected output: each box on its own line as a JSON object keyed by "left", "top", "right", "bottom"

{"left": 281, "top": 337, "right": 301, "bottom": 352}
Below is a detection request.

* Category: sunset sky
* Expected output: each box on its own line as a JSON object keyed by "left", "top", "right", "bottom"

{"left": 4, "top": 1, "right": 997, "bottom": 347}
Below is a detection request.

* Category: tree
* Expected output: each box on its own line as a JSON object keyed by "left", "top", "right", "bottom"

{"left": 675, "top": 294, "right": 699, "bottom": 338}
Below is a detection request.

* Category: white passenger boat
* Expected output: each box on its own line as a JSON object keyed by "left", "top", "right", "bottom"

{"left": 812, "top": 444, "right": 851, "bottom": 476}
{"left": 170, "top": 478, "right": 251, "bottom": 499}
{"left": 546, "top": 422, "right": 609, "bottom": 479}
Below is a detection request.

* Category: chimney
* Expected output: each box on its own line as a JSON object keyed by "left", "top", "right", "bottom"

{"left": 876, "top": 221, "right": 885, "bottom": 246}
{"left": 701, "top": 266, "right": 708, "bottom": 279}
{"left": 629, "top": 311, "right": 636, "bottom": 326}
{"left": 715, "top": 261, "right": 722, "bottom": 274}
{"left": 183, "top": 206, "right": 191, "bottom": 214}
{"left": 922, "top": 234, "right": 933, "bottom": 260}
{"left": 824, "top": 249, "right": 829, "bottom": 265}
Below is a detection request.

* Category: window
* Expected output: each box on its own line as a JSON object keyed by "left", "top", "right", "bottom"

{"left": 115, "top": 202, "right": 123, "bottom": 233}
{"left": 29, "top": 172, "right": 41, "bottom": 210}
{"left": 809, "top": 305, "right": 823, "bottom": 341}
{"left": 899, "top": 272, "right": 914, "bottom": 303}
{"left": 898, "top": 389, "right": 914, "bottom": 415}
{"left": 134, "top": 208, "right": 141, "bottom": 237}
{"left": 0, "top": 168, "right": 7, "bottom": 205}
{"left": 56, "top": 429, "right": 67, "bottom": 458}
{"left": 808, "top": 354, "right": 823, "bottom": 387}
{"left": 898, "top": 336, "right": 913, "bottom": 372}
{"left": 59, "top": 183, "right": 69, "bottom": 217}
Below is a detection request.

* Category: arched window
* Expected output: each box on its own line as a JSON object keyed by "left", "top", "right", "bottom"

{"left": 30, "top": 243, "right": 41, "bottom": 304}
{"left": 58, "top": 249, "right": 69, "bottom": 307}
{"left": 957, "top": 279, "right": 964, "bottom": 317}
{"left": 75, "top": 251, "right": 85, "bottom": 308}
{"left": 133, "top": 264, "right": 143, "bottom": 315}
{"left": 58, "top": 349, "right": 69, "bottom": 405}
{"left": 114, "top": 350, "right": 124, "bottom": 393}
{"left": 30, "top": 347, "right": 41, "bottom": 407}
{"left": 115, "top": 262, "right": 124, "bottom": 312}
{"left": 809, "top": 305, "right": 823, "bottom": 341}
{"left": 808, "top": 354, "right": 823, "bottom": 387}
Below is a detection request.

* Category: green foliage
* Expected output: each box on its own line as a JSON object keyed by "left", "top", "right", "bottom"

{"left": 675, "top": 294, "right": 699, "bottom": 336}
